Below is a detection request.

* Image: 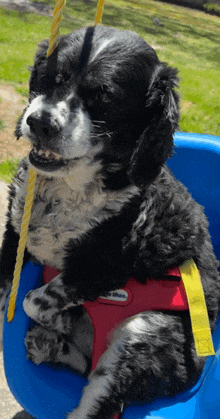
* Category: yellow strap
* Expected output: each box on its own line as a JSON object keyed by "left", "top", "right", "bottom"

{"left": 179, "top": 259, "right": 215, "bottom": 357}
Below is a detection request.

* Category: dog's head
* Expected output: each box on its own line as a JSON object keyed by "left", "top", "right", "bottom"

{"left": 16, "top": 26, "right": 179, "bottom": 189}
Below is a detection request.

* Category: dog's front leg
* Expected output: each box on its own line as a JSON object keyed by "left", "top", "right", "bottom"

{"left": 23, "top": 274, "right": 83, "bottom": 333}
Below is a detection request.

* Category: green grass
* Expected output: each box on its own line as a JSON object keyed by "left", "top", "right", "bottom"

{"left": 15, "top": 85, "right": 29, "bottom": 98}
{"left": 0, "top": 119, "right": 5, "bottom": 130}
{"left": 0, "top": 9, "right": 52, "bottom": 84}
{"left": 0, "top": 158, "right": 20, "bottom": 182}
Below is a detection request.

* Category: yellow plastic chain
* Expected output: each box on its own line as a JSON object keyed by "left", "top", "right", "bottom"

{"left": 179, "top": 259, "right": 215, "bottom": 357}
{"left": 7, "top": 0, "right": 106, "bottom": 322}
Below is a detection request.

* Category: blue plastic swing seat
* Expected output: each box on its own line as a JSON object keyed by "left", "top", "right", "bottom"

{"left": 3, "top": 132, "right": 220, "bottom": 419}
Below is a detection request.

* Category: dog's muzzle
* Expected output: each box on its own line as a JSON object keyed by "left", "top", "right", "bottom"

{"left": 26, "top": 110, "right": 71, "bottom": 172}
{"left": 27, "top": 111, "right": 61, "bottom": 140}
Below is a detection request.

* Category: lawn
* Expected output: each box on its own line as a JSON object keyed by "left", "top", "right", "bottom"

{"left": 0, "top": 0, "right": 220, "bottom": 136}
{"left": 0, "top": 158, "right": 20, "bottom": 183}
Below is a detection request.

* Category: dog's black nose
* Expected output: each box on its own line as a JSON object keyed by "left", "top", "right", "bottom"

{"left": 27, "top": 111, "right": 60, "bottom": 139}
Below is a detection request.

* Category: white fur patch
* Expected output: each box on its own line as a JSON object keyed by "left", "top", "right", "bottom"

{"left": 90, "top": 39, "right": 113, "bottom": 63}
{"left": 21, "top": 95, "right": 45, "bottom": 139}
{"left": 68, "top": 373, "right": 113, "bottom": 419}
{"left": 11, "top": 160, "right": 139, "bottom": 270}
{"left": 21, "top": 95, "right": 92, "bottom": 160}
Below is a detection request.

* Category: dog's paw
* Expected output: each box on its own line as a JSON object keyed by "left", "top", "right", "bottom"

{"left": 23, "top": 275, "right": 80, "bottom": 333}
{"left": 25, "top": 325, "right": 63, "bottom": 365}
{"left": 23, "top": 283, "right": 59, "bottom": 327}
{"left": 25, "top": 325, "right": 90, "bottom": 374}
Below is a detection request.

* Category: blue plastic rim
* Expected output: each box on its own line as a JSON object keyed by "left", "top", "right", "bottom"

{"left": 3, "top": 132, "right": 220, "bottom": 419}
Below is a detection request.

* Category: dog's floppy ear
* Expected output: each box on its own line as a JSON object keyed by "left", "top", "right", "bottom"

{"left": 129, "top": 64, "right": 179, "bottom": 187}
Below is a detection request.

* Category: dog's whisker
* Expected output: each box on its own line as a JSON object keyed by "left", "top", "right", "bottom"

{"left": 105, "top": 132, "right": 113, "bottom": 138}
{"left": 29, "top": 91, "right": 39, "bottom": 102}
{"left": 92, "top": 125, "right": 103, "bottom": 129}
{"left": 90, "top": 132, "right": 109, "bottom": 138}
{"left": 92, "top": 120, "right": 106, "bottom": 124}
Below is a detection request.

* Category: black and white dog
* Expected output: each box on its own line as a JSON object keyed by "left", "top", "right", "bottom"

{"left": 0, "top": 25, "right": 220, "bottom": 419}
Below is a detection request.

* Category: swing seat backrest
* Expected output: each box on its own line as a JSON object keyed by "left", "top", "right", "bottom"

{"left": 122, "top": 132, "right": 220, "bottom": 419}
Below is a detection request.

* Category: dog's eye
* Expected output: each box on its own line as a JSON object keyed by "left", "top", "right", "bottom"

{"left": 86, "top": 92, "right": 110, "bottom": 108}
{"left": 99, "top": 92, "right": 110, "bottom": 103}
{"left": 55, "top": 74, "right": 63, "bottom": 84}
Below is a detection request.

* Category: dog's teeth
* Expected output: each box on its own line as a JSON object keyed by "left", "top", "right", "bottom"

{"left": 31, "top": 147, "right": 64, "bottom": 163}
{"left": 53, "top": 152, "right": 62, "bottom": 160}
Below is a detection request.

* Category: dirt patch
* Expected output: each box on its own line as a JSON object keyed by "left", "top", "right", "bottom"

{"left": 0, "top": 85, "right": 30, "bottom": 162}
{"left": 0, "top": 0, "right": 52, "bottom": 16}
{"left": 182, "top": 100, "right": 194, "bottom": 110}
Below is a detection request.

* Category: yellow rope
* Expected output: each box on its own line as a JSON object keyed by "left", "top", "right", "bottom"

{"left": 95, "top": 0, "right": 105, "bottom": 25}
{"left": 46, "top": 0, "right": 66, "bottom": 57}
{"left": 7, "top": 169, "right": 37, "bottom": 321}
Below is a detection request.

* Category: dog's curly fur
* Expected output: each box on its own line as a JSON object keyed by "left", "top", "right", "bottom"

{"left": 0, "top": 26, "right": 220, "bottom": 419}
